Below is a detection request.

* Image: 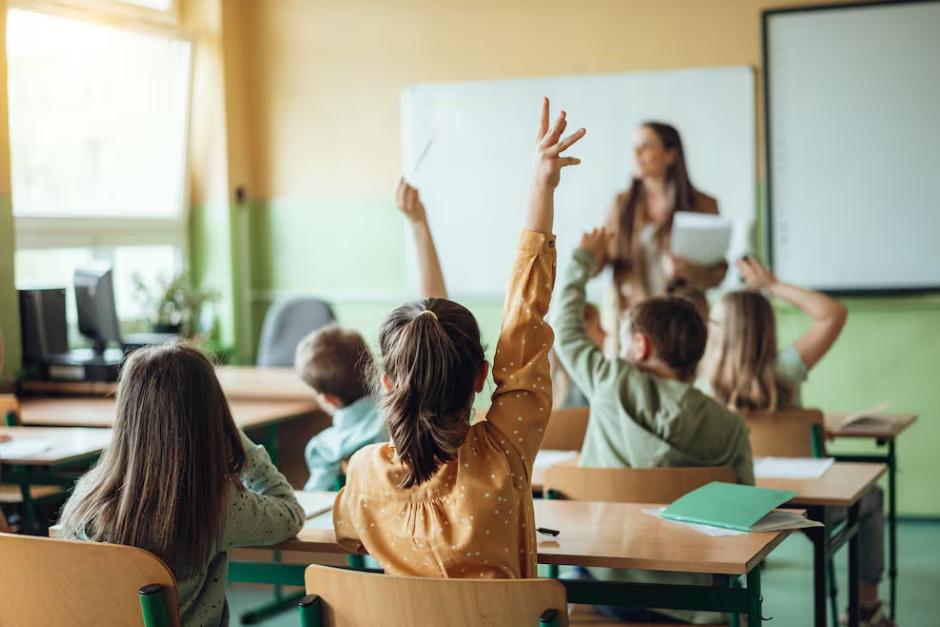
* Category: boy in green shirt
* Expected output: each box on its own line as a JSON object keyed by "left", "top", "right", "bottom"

{"left": 552, "top": 228, "right": 753, "bottom": 624}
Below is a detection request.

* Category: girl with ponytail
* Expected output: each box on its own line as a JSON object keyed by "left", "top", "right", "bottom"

{"left": 334, "top": 98, "right": 586, "bottom": 578}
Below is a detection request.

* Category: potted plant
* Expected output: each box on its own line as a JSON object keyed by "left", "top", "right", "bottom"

{"left": 132, "top": 272, "right": 218, "bottom": 339}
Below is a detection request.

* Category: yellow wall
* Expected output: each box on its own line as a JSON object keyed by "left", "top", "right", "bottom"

{"left": 233, "top": 0, "right": 856, "bottom": 200}
{"left": 0, "top": 0, "right": 19, "bottom": 384}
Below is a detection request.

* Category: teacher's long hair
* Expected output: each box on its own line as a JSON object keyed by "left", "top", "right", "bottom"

{"left": 609, "top": 122, "right": 700, "bottom": 290}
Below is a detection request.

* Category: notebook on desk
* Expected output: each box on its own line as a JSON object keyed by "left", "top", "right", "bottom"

{"left": 837, "top": 401, "right": 893, "bottom": 430}
{"left": 661, "top": 481, "right": 819, "bottom": 533}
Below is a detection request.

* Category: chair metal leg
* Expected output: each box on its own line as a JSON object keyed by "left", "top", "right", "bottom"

{"left": 828, "top": 558, "right": 839, "bottom": 627}
{"left": 298, "top": 595, "right": 323, "bottom": 627}
{"left": 138, "top": 583, "right": 173, "bottom": 627}
{"left": 887, "top": 439, "right": 898, "bottom": 619}
{"left": 539, "top": 608, "right": 562, "bottom": 627}
{"left": 746, "top": 567, "right": 762, "bottom": 626}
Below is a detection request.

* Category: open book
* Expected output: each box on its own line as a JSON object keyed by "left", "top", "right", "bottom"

{"left": 661, "top": 481, "right": 820, "bottom": 534}
{"left": 838, "top": 402, "right": 893, "bottom": 430}
{"left": 645, "top": 507, "right": 821, "bottom": 537}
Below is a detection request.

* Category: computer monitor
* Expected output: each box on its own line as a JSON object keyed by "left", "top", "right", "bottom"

{"left": 74, "top": 264, "right": 122, "bottom": 356}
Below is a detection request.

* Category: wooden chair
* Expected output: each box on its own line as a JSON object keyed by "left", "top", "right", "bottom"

{"left": 743, "top": 408, "right": 825, "bottom": 457}
{"left": 541, "top": 407, "right": 590, "bottom": 451}
{"left": 543, "top": 464, "right": 736, "bottom": 503}
{"left": 298, "top": 564, "right": 568, "bottom": 626}
{"left": 0, "top": 533, "right": 179, "bottom": 626}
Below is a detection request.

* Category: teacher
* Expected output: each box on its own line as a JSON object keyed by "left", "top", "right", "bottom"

{"left": 604, "top": 121, "right": 727, "bottom": 347}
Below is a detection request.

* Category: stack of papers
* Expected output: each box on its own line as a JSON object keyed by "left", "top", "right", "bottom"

{"left": 754, "top": 457, "right": 834, "bottom": 480}
{"left": 671, "top": 212, "right": 733, "bottom": 265}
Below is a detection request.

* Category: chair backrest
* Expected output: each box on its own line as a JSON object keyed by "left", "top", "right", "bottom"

{"left": 743, "top": 408, "right": 825, "bottom": 457}
{"left": 0, "top": 533, "right": 179, "bottom": 627}
{"left": 0, "top": 394, "right": 20, "bottom": 426}
{"left": 540, "top": 407, "right": 589, "bottom": 451}
{"left": 303, "top": 565, "right": 568, "bottom": 627}
{"left": 544, "top": 465, "right": 736, "bottom": 503}
{"left": 256, "top": 297, "right": 336, "bottom": 367}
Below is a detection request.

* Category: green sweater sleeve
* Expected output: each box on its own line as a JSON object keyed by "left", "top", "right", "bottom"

{"left": 221, "top": 431, "right": 305, "bottom": 549}
{"left": 552, "top": 248, "right": 614, "bottom": 398}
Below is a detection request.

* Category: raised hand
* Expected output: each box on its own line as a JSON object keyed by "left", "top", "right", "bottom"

{"left": 736, "top": 256, "right": 777, "bottom": 290}
{"left": 396, "top": 177, "right": 427, "bottom": 223}
{"left": 578, "top": 227, "right": 613, "bottom": 275}
{"left": 533, "top": 98, "right": 586, "bottom": 190}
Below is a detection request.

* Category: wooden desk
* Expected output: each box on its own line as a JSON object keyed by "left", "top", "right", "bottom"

{"left": 20, "top": 366, "right": 314, "bottom": 403}
{"left": 18, "top": 397, "right": 316, "bottom": 431}
{"left": 0, "top": 427, "right": 112, "bottom": 467}
{"left": 227, "top": 492, "right": 788, "bottom": 624}
{"left": 758, "top": 462, "right": 886, "bottom": 507}
{"left": 761, "top": 462, "right": 886, "bottom": 627}
{"left": 0, "top": 426, "right": 113, "bottom": 533}
{"left": 824, "top": 414, "right": 915, "bottom": 622}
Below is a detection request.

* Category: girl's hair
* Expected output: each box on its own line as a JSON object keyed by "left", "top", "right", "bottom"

{"left": 378, "top": 298, "right": 485, "bottom": 488}
{"left": 610, "top": 122, "right": 701, "bottom": 282}
{"left": 60, "top": 343, "right": 246, "bottom": 573}
{"left": 708, "top": 290, "right": 793, "bottom": 412}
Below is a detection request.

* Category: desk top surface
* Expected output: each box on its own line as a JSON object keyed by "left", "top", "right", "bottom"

{"left": 757, "top": 462, "right": 886, "bottom": 507}
{"left": 18, "top": 396, "right": 316, "bottom": 430}
{"left": 824, "top": 413, "right": 918, "bottom": 439}
{"left": 0, "top": 426, "right": 113, "bottom": 466}
{"left": 280, "top": 493, "right": 789, "bottom": 576}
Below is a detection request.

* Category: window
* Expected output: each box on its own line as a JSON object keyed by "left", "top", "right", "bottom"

{"left": 8, "top": 7, "right": 191, "bottom": 332}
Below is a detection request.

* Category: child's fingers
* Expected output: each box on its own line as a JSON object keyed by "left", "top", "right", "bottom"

{"left": 558, "top": 156, "right": 581, "bottom": 168}
{"left": 396, "top": 178, "right": 406, "bottom": 207}
{"left": 547, "top": 128, "right": 586, "bottom": 156}
{"left": 537, "top": 97, "right": 550, "bottom": 140}
{"left": 541, "top": 111, "right": 567, "bottom": 147}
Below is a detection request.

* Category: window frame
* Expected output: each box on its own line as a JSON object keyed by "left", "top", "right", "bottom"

{"left": 8, "top": 0, "right": 194, "bottom": 264}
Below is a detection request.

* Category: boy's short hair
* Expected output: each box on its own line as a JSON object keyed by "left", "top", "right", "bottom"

{"left": 294, "top": 324, "right": 374, "bottom": 405}
{"left": 628, "top": 296, "right": 707, "bottom": 381}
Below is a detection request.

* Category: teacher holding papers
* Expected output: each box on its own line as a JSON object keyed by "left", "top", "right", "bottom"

{"left": 603, "top": 122, "right": 727, "bottom": 349}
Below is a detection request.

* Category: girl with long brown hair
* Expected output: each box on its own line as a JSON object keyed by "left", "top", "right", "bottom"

{"left": 333, "top": 98, "right": 585, "bottom": 579}
{"left": 604, "top": 122, "right": 726, "bottom": 353}
{"left": 60, "top": 343, "right": 304, "bottom": 626}
{"left": 703, "top": 256, "right": 847, "bottom": 411}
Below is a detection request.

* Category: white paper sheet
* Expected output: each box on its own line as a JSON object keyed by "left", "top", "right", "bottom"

{"left": 671, "top": 211, "right": 733, "bottom": 265}
{"left": 754, "top": 457, "right": 834, "bottom": 480}
{"left": 294, "top": 491, "right": 337, "bottom": 520}
{"left": 305, "top": 511, "right": 335, "bottom": 529}
{"left": 534, "top": 449, "right": 579, "bottom": 469}
{"left": 0, "top": 438, "right": 55, "bottom": 460}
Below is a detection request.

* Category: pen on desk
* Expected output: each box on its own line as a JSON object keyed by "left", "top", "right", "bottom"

{"left": 537, "top": 526, "right": 560, "bottom": 537}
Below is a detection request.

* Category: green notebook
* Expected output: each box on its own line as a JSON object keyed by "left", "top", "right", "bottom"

{"left": 661, "top": 482, "right": 797, "bottom": 533}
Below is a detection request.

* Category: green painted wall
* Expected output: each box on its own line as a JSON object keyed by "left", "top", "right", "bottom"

{"left": 0, "top": 196, "right": 19, "bottom": 383}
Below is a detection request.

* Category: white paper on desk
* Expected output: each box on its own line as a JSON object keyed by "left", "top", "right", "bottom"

{"left": 671, "top": 212, "right": 732, "bottom": 265}
{"left": 754, "top": 456, "right": 834, "bottom": 480}
{"left": 305, "top": 511, "right": 335, "bottom": 529}
{"left": 642, "top": 507, "right": 745, "bottom": 537}
{"left": 295, "top": 491, "right": 336, "bottom": 520}
{"left": 0, "top": 438, "right": 55, "bottom": 460}
{"left": 534, "top": 449, "right": 579, "bottom": 469}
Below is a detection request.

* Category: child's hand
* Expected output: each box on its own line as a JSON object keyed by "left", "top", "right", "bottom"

{"left": 533, "top": 98, "right": 586, "bottom": 191}
{"left": 736, "top": 255, "right": 777, "bottom": 290}
{"left": 396, "top": 177, "right": 427, "bottom": 223}
{"left": 578, "top": 227, "right": 613, "bottom": 275}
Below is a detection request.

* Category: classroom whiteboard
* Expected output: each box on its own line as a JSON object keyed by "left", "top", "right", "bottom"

{"left": 401, "top": 67, "right": 756, "bottom": 299}
{"left": 765, "top": 1, "right": 940, "bottom": 292}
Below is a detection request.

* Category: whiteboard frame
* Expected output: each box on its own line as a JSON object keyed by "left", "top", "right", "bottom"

{"left": 762, "top": 0, "right": 940, "bottom": 296}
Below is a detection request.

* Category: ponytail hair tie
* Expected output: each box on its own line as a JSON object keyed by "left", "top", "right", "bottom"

{"left": 417, "top": 309, "right": 439, "bottom": 321}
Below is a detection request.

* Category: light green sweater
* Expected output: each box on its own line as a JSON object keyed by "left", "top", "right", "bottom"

{"left": 552, "top": 248, "right": 754, "bottom": 625}
{"left": 65, "top": 431, "right": 305, "bottom": 627}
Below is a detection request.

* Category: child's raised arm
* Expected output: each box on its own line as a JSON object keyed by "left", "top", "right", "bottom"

{"left": 486, "top": 98, "right": 585, "bottom": 474}
{"left": 397, "top": 178, "right": 447, "bottom": 299}
{"left": 737, "top": 256, "right": 848, "bottom": 370}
